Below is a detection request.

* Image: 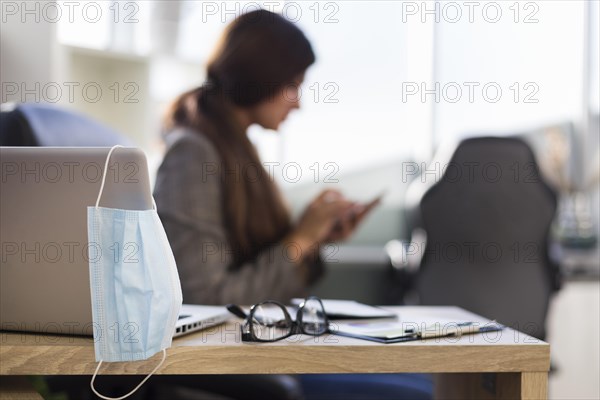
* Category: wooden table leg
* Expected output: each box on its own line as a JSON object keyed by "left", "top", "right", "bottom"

{"left": 435, "top": 372, "right": 548, "bottom": 400}
{"left": 519, "top": 372, "right": 548, "bottom": 400}
{"left": 0, "top": 376, "right": 43, "bottom": 400}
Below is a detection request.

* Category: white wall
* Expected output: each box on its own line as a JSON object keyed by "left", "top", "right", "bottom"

{"left": 1, "top": 2, "right": 66, "bottom": 103}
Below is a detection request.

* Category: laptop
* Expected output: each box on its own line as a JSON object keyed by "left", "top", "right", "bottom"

{"left": 0, "top": 147, "right": 230, "bottom": 337}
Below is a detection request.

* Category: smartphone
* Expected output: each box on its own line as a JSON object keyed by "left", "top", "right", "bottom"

{"left": 344, "top": 190, "right": 387, "bottom": 222}
{"left": 363, "top": 190, "right": 387, "bottom": 211}
{"left": 330, "top": 190, "right": 387, "bottom": 236}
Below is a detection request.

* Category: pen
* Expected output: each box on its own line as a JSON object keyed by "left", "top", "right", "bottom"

{"left": 414, "top": 321, "right": 499, "bottom": 339}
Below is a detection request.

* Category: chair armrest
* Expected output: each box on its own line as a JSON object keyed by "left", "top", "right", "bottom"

{"left": 385, "top": 228, "right": 428, "bottom": 272}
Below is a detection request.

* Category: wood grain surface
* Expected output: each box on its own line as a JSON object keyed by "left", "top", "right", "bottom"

{"left": 0, "top": 306, "right": 550, "bottom": 376}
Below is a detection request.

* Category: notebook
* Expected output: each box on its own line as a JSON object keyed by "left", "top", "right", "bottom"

{"left": 330, "top": 318, "right": 505, "bottom": 343}
{"left": 291, "top": 299, "right": 397, "bottom": 320}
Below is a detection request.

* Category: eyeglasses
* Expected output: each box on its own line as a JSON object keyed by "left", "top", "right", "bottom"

{"left": 226, "top": 296, "right": 329, "bottom": 342}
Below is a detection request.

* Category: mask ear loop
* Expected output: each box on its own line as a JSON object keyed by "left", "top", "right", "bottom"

{"left": 90, "top": 349, "right": 166, "bottom": 400}
{"left": 95, "top": 145, "right": 124, "bottom": 209}
{"left": 91, "top": 145, "right": 163, "bottom": 399}
{"left": 94, "top": 145, "right": 157, "bottom": 211}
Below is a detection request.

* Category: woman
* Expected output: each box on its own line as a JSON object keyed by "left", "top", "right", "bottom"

{"left": 154, "top": 9, "right": 366, "bottom": 305}
{"left": 154, "top": 9, "right": 431, "bottom": 400}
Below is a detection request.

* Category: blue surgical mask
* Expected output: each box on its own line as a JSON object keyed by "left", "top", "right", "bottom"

{"left": 88, "top": 145, "right": 182, "bottom": 399}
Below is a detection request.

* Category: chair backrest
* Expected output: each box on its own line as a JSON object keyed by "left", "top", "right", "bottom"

{"left": 414, "top": 137, "right": 557, "bottom": 339}
{"left": 0, "top": 103, "right": 131, "bottom": 146}
{"left": 0, "top": 103, "right": 38, "bottom": 146}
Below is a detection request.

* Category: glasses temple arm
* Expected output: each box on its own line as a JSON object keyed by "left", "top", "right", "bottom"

{"left": 226, "top": 304, "right": 248, "bottom": 319}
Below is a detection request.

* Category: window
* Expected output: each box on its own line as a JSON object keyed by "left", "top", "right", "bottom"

{"left": 277, "top": 1, "right": 432, "bottom": 184}
{"left": 433, "top": 1, "right": 586, "bottom": 143}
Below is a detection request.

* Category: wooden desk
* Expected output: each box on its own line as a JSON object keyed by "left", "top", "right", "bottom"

{"left": 0, "top": 306, "right": 549, "bottom": 399}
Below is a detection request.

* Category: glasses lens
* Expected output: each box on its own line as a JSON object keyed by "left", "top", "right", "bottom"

{"left": 300, "top": 298, "right": 327, "bottom": 335}
{"left": 250, "top": 302, "right": 292, "bottom": 341}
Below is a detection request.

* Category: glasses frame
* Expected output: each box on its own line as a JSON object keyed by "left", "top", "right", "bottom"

{"left": 241, "top": 296, "right": 329, "bottom": 343}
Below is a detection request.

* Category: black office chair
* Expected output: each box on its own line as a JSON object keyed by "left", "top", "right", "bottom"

{"left": 0, "top": 103, "right": 131, "bottom": 146}
{"left": 400, "top": 137, "right": 561, "bottom": 340}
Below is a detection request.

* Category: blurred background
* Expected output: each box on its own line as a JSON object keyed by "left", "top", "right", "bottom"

{"left": 1, "top": 1, "right": 599, "bottom": 398}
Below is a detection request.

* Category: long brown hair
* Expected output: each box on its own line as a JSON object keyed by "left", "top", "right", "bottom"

{"left": 164, "top": 10, "right": 315, "bottom": 268}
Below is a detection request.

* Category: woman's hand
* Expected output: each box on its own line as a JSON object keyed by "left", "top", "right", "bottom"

{"left": 324, "top": 194, "right": 382, "bottom": 243}
{"left": 284, "top": 189, "right": 353, "bottom": 254}
{"left": 323, "top": 203, "right": 364, "bottom": 243}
